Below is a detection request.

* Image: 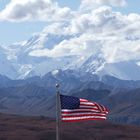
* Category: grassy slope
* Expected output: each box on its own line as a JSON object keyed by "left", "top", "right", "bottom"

{"left": 0, "top": 113, "right": 139, "bottom": 140}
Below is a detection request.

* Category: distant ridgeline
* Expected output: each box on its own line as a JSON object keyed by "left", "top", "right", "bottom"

{"left": 0, "top": 71, "right": 140, "bottom": 125}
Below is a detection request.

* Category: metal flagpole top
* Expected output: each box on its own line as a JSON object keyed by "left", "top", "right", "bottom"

{"left": 56, "top": 83, "right": 60, "bottom": 89}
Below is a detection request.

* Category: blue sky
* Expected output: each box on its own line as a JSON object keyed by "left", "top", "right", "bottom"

{"left": 114, "top": 0, "right": 140, "bottom": 14}
{"left": 0, "top": 0, "right": 81, "bottom": 45}
{"left": 0, "top": 0, "right": 140, "bottom": 45}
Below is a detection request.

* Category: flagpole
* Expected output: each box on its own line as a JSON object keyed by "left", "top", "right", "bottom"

{"left": 56, "top": 83, "right": 61, "bottom": 140}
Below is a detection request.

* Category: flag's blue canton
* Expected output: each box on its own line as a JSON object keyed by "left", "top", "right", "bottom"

{"left": 60, "top": 95, "right": 80, "bottom": 109}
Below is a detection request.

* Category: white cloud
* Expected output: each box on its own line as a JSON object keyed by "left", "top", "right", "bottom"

{"left": 70, "top": 6, "right": 128, "bottom": 34}
{"left": 29, "top": 34, "right": 102, "bottom": 57}
{"left": 1, "top": 0, "right": 140, "bottom": 66}
{"left": 86, "top": 0, "right": 126, "bottom": 6}
{"left": 79, "top": 0, "right": 126, "bottom": 13}
{"left": 28, "top": 5, "right": 140, "bottom": 65}
{"left": 0, "top": 0, "right": 72, "bottom": 22}
{"left": 102, "top": 37, "right": 140, "bottom": 63}
{"left": 0, "top": 0, "right": 126, "bottom": 22}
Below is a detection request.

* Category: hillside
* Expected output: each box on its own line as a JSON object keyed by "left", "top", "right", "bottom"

{"left": 0, "top": 113, "right": 139, "bottom": 140}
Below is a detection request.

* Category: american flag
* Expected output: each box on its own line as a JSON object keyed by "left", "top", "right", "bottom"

{"left": 60, "top": 94, "right": 109, "bottom": 122}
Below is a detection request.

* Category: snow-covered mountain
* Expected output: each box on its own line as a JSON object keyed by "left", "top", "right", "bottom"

{"left": 80, "top": 54, "right": 140, "bottom": 80}
{"left": 0, "top": 46, "right": 18, "bottom": 79}
{"left": 0, "top": 28, "right": 89, "bottom": 79}
{"left": 1, "top": 28, "right": 140, "bottom": 80}
{"left": 0, "top": 33, "right": 79, "bottom": 79}
{"left": 98, "top": 61, "right": 140, "bottom": 80}
{"left": 78, "top": 53, "right": 140, "bottom": 80}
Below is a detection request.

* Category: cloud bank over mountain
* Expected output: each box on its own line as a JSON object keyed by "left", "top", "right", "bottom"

{"left": 28, "top": 4, "right": 140, "bottom": 63}
{"left": 0, "top": 0, "right": 140, "bottom": 79}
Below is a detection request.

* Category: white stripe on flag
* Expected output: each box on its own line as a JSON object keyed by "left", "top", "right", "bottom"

{"left": 62, "top": 116, "right": 107, "bottom": 121}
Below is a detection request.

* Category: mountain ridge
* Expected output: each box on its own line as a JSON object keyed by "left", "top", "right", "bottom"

{"left": 0, "top": 72, "right": 140, "bottom": 124}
